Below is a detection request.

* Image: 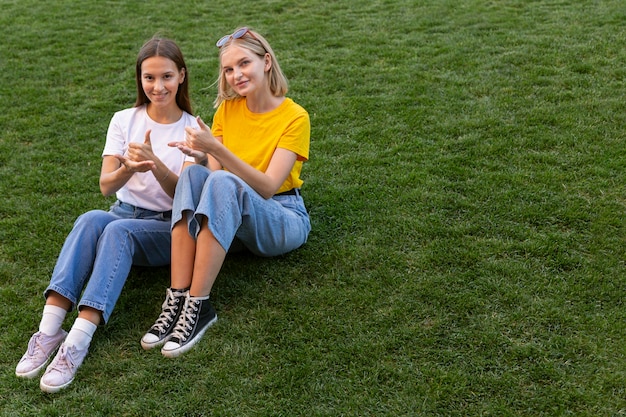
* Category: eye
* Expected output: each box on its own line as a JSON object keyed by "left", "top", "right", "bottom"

{"left": 224, "top": 68, "right": 233, "bottom": 75}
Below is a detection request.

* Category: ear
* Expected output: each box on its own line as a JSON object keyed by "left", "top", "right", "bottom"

{"left": 264, "top": 53, "right": 271, "bottom": 72}
{"left": 180, "top": 68, "right": 186, "bottom": 84}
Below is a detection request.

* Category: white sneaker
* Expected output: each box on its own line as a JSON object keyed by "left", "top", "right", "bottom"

{"left": 15, "top": 330, "right": 68, "bottom": 379}
{"left": 39, "top": 343, "right": 88, "bottom": 393}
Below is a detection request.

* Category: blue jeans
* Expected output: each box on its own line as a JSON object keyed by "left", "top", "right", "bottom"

{"left": 172, "top": 165, "right": 311, "bottom": 256}
{"left": 45, "top": 201, "right": 172, "bottom": 323}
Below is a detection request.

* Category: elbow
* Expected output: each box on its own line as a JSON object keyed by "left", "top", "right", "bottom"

{"left": 259, "top": 186, "right": 275, "bottom": 200}
{"left": 99, "top": 182, "right": 115, "bottom": 197}
{"left": 260, "top": 184, "right": 284, "bottom": 200}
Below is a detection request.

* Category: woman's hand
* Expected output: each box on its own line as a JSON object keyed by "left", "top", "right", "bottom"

{"left": 169, "top": 116, "right": 217, "bottom": 165}
{"left": 184, "top": 117, "right": 219, "bottom": 154}
{"left": 100, "top": 130, "right": 159, "bottom": 196}
{"left": 113, "top": 155, "right": 155, "bottom": 173}
{"left": 117, "top": 129, "right": 157, "bottom": 173}
{"left": 167, "top": 141, "right": 207, "bottom": 160}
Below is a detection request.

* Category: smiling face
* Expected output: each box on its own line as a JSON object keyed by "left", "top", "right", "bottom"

{"left": 220, "top": 44, "right": 270, "bottom": 99}
{"left": 140, "top": 56, "right": 185, "bottom": 110}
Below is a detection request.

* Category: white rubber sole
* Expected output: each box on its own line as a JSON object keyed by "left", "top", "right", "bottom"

{"left": 161, "top": 316, "right": 217, "bottom": 358}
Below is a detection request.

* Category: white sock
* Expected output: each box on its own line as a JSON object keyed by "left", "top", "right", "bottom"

{"left": 65, "top": 318, "right": 97, "bottom": 351}
{"left": 39, "top": 305, "right": 67, "bottom": 336}
{"left": 188, "top": 294, "right": 210, "bottom": 300}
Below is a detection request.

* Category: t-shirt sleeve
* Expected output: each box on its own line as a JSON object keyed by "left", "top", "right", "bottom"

{"left": 101, "top": 112, "right": 127, "bottom": 157}
{"left": 278, "top": 109, "right": 310, "bottom": 162}
{"left": 211, "top": 104, "right": 224, "bottom": 138}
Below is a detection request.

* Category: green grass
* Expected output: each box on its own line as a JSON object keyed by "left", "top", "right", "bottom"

{"left": 1, "top": 0, "right": 625, "bottom": 415}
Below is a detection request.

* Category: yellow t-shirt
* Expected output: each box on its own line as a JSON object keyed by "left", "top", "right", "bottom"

{"left": 212, "top": 97, "right": 310, "bottom": 193}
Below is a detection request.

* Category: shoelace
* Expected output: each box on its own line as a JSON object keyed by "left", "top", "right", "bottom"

{"left": 49, "top": 345, "right": 76, "bottom": 373}
{"left": 151, "top": 290, "right": 181, "bottom": 333}
{"left": 170, "top": 299, "right": 200, "bottom": 343}
{"left": 26, "top": 334, "right": 44, "bottom": 357}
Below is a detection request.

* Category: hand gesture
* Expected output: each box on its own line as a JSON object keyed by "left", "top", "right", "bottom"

{"left": 169, "top": 117, "right": 216, "bottom": 159}
{"left": 115, "top": 130, "right": 157, "bottom": 173}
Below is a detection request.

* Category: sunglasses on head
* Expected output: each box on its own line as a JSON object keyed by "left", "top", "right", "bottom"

{"left": 216, "top": 27, "right": 258, "bottom": 48}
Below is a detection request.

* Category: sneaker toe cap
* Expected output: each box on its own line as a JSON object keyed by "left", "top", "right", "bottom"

{"left": 16, "top": 360, "right": 43, "bottom": 378}
{"left": 162, "top": 340, "right": 181, "bottom": 351}
{"left": 142, "top": 333, "right": 160, "bottom": 344}
{"left": 140, "top": 332, "right": 167, "bottom": 350}
{"left": 40, "top": 370, "right": 73, "bottom": 393}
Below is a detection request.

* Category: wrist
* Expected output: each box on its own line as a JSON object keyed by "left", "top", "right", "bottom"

{"left": 157, "top": 167, "right": 170, "bottom": 182}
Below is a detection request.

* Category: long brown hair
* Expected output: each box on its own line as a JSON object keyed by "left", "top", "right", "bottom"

{"left": 135, "top": 37, "right": 193, "bottom": 114}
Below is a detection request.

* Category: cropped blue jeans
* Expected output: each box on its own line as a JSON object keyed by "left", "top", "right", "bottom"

{"left": 45, "top": 201, "right": 172, "bottom": 323}
{"left": 172, "top": 165, "right": 311, "bottom": 256}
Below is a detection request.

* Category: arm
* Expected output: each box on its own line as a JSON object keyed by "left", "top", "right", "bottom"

{"left": 99, "top": 155, "right": 134, "bottom": 197}
{"left": 181, "top": 117, "right": 296, "bottom": 199}
{"left": 148, "top": 155, "right": 179, "bottom": 199}
{"left": 171, "top": 142, "right": 223, "bottom": 172}
{"left": 100, "top": 130, "right": 179, "bottom": 198}
{"left": 211, "top": 143, "right": 296, "bottom": 199}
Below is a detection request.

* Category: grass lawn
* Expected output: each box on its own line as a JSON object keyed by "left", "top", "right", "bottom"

{"left": 0, "top": 0, "right": 625, "bottom": 415}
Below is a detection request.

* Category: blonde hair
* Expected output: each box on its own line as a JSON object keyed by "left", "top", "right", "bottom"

{"left": 214, "top": 27, "right": 288, "bottom": 108}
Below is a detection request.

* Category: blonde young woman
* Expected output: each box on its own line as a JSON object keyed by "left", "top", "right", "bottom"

{"left": 141, "top": 27, "right": 311, "bottom": 357}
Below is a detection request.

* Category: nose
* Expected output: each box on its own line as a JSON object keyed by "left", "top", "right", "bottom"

{"left": 156, "top": 79, "right": 166, "bottom": 90}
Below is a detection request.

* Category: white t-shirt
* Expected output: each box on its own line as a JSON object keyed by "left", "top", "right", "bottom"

{"left": 102, "top": 105, "right": 197, "bottom": 212}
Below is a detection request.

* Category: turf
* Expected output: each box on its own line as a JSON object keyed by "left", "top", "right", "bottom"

{"left": 0, "top": 0, "right": 624, "bottom": 415}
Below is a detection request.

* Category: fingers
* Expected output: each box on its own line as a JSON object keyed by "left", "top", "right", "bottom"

{"left": 114, "top": 154, "right": 155, "bottom": 173}
{"left": 184, "top": 126, "right": 197, "bottom": 138}
{"left": 114, "top": 154, "right": 135, "bottom": 173}
{"left": 174, "top": 142, "right": 193, "bottom": 155}
{"left": 114, "top": 154, "right": 128, "bottom": 165}
{"left": 126, "top": 160, "right": 155, "bottom": 173}
{"left": 128, "top": 133, "right": 153, "bottom": 160}
{"left": 129, "top": 160, "right": 156, "bottom": 172}
{"left": 196, "top": 116, "right": 208, "bottom": 130}
{"left": 143, "top": 160, "right": 157, "bottom": 171}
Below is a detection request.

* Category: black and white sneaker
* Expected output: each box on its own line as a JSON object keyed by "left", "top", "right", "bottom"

{"left": 161, "top": 294, "right": 217, "bottom": 358}
{"left": 141, "top": 288, "right": 187, "bottom": 350}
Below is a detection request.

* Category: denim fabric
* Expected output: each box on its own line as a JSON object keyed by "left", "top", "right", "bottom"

{"left": 172, "top": 165, "right": 311, "bottom": 257}
{"left": 45, "top": 201, "right": 172, "bottom": 323}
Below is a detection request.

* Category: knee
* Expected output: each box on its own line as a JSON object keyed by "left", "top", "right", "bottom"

{"left": 73, "top": 210, "right": 110, "bottom": 231}
{"left": 101, "top": 220, "right": 133, "bottom": 241}
{"left": 176, "top": 164, "right": 211, "bottom": 194}
{"left": 206, "top": 170, "right": 240, "bottom": 193}
{"left": 76, "top": 209, "right": 107, "bottom": 223}
{"left": 181, "top": 164, "right": 210, "bottom": 183}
